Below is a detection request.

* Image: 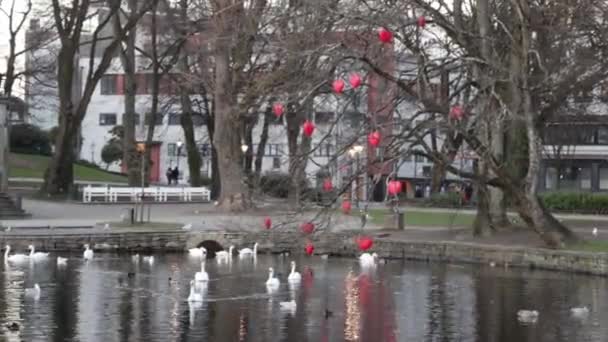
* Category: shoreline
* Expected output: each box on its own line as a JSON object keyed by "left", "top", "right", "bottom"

{"left": 1, "top": 229, "right": 607, "bottom": 277}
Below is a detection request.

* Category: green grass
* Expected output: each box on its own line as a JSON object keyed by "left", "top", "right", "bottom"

{"left": 364, "top": 209, "right": 476, "bottom": 227}
{"left": 9, "top": 153, "right": 127, "bottom": 183}
{"left": 570, "top": 240, "right": 608, "bottom": 253}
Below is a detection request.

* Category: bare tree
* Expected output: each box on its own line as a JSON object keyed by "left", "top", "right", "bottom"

{"left": 43, "top": 0, "right": 154, "bottom": 195}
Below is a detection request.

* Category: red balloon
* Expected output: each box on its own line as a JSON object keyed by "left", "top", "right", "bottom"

{"left": 417, "top": 16, "right": 427, "bottom": 28}
{"left": 449, "top": 105, "right": 464, "bottom": 120}
{"left": 332, "top": 79, "right": 345, "bottom": 94}
{"left": 342, "top": 200, "right": 352, "bottom": 214}
{"left": 272, "top": 103, "right": 284, "bottom": 117}
{"left": 388, "top": 180, "right": 402, "bottom": 196}
{"left": 305, "top": 243, "right": 315, "bottom": 256}
{"left": 349, "top": 73, "right": 362, "bottom": 89}
{"left": 301, "top": 222, "right": 315, "bottom": 234}
{"left": 303, "top": 120, "right": 315, "bottom": 137}
{"left": 378, "top": 27, "right": 393, "bottom": 43}
{"left": 322, "top": 178, "right": 333, "bottom": 192}
{"left": 264, "top": 217, "right": 272, "bottom": 229}
{"left": 368, "top": 131, "right": 381, "bottom": 147}
{"left": 357, "top": 236, "right": 373, "bottom": 251}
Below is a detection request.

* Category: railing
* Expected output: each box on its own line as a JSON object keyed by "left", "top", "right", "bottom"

{"left": 82, "top": 185, "right": 211, "bottom": 203}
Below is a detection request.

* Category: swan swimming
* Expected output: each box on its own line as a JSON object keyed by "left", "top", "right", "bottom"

{"left": 359, "top": 252, "right": 378, "bottom": 266}
{"left": 57, "top": 257, "right": 68, "bottom": 266}
{"left": 25, "top": 284, "right": 41, "bottom": 300}
{"left": 570, "top": 307, "right": 589, "bottom": 318}
{"left": 4, "top": 245, "right": 29, "bottom": 263}
{"left": 239, "top": 243, "right": 258, "bottom": 257}
{"left": 187, "top": 280, "right": 203, "bottom": 302}
{"left": 188, "top": 247, "right": 207, "bottom": 258}
{"left": 143, "top": 256, "right": 154, "bottom": 265}
{"left": 28, "top": 245, "right": 50, "bottom": 261}
{"left": 195, "top": 261, "right": 209, "bottom": 282}
{"left": 83, "top": 244, "right": 94, "bottom": 261}
{"left": 287, "top": 261, "right": 302, "bottom": 283}
{"left": 266, "top": 267, "right": 280, "bottom": 289}
{"left": 216, "top": 246, "right": 234, "bottom": 261}
{"left": 279, "top": 300, "right": 297, "bottom": 311}
{"left": 517, "top": 310, "right": 539, "bottom": 323}
{"left": 132, "top": 254, "right": 140, "bottom": 263}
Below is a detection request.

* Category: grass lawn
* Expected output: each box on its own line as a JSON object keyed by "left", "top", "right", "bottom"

{"left": 569, "top": 240, "right": 608, "bottom": 253}
{"left": 9, "top": 153, "right": 127, "bottom": 183}
{"left": 364, "top": 208, "right": 476, "bottom": 227}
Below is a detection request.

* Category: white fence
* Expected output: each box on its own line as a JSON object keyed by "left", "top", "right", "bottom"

{"left": 82, "top": 186, "right": 211, "bottom": 203}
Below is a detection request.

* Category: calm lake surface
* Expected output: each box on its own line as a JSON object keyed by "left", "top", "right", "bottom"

{"left": 1, "top": 252, "right": 607, "bottom": 342}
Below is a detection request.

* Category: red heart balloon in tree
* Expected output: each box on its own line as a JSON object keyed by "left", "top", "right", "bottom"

{"left": 357, "top": 236, "right": 373, "bottom": 251}
{"left": 449, "top": 105, "right": 464, "bottom": 120}
{"left": 305, "top": 243, "right": 315, "bottom": 256}
{"left": 303, "top": 120, "right": 315, "bottom": 137}
{"left": 322, "top": 178, "right": 333, "bottom": 192}
{"left": 387, "top": 180, "right": 403, "bottom": 196}
{"left": 272, "top": 103, "right": 284, "bottom": 117}
{"left": 349, "top": 73, "right": 362, "bottom": 89}
{"left": 378, "top": 27, "right": 393, "bottom": 43}
{"left": 417, "top": 16, "right": 427, "bottom": 28}
{"left": 301, "top": 222, "right": 315, "bottom": 234}
{"left": 332, "top": 79, "right": 345, "bottom": 94}
{"left": 264, "top": 217, "right": 272, "bottom": 229}
{"left": 368, "top": 131, "right": 381, "bottom": 147}
{"left": 342, "top": 200, "right": 352, "bottom": 214}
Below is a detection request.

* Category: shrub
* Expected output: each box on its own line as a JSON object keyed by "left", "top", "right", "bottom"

{"left": 9, "top": 124, "right": 52, "bottom": 155}
{"left": 419, "top": 192, "right": 465, "bottom": 207}
{"left": 260, "top": 172, "right": 292, "bottom": 198}
{"left": 101, "top": 142, "right": 122, "bottom": 167}
{"left": 540, "top": 192, "right": 608, "bottom": 214}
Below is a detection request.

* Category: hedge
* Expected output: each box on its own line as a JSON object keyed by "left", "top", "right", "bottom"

{"left": 539, "top": 192, "right": 608, "bottom": 214}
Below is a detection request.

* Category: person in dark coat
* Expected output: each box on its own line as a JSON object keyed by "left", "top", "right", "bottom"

{"left": 166, "top": 168, "right": 173, "bottom": 185}
{"left": 172, "top": 167, "right": 180, "bottom": 184}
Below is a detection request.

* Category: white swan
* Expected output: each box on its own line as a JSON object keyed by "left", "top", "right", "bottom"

{"left": 265, "top": 267, "right": 280, "bottom": 289}
{"left": 83, "top": 244, "right": 94, "bottom": 261}
{"left": 570, "top": 307, "right": 589, "bottom": 318}
{"left": 239, "top": 243, "right": 258, "bottom": 257}
{"left": 132, "top": 254, "right": 140, "bottom": 263}
{"left": 592, "top": 228, "right": 598, "bottom": 237}
{"left": 28, "top": 245, "right": 50, "bottom": 261}
{"left": 279, "top": 300, "right": 297, "bottom": 311}
{"left": 195, "top": 261, "right": 209, "bottom": 282}
{"left": 359, "top": 252, "right": 378, "bottom": 266}
{"left": 517, "top": 310, "right": 539, "bottom": 323}
{"left": 216, "top": 246, "right": 234, "bottom": 261}
{"left": 143, "top": 256, "right": 154, "bottom": 265}
{"left": 187, "top": 280, "right": 203, "bottom": 302}
{"left": 25, "top": 284, "right": 41, "bottom": 300}
{"left": 4, "top": 245, "right": 29, "bottom": 263}
{"left": 57, "top": 257, "right": 68, "bottom": 266}
{"left": 287, "top": 261, "right": 301, "bottom": 283}
{"left": 188, "top": 247, "right": 207, "bottom": 258}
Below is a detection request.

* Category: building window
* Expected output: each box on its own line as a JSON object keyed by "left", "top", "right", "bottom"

{"left": 314, "top": 143, "right": 334, "bottom": 157}
{"left": 145, "top": 113, "right": 163, "bottom": 125}
{"left": 167, "top": 143, "right": 176, "bottom": 156}
{"left": 265, "top": 144, "right": 283, "bottom": 156}
{"left": 600, "top": 167, "right": 608, "bottom": 190}
{"left": 402, "top": 154, "right": 412, "bottom": 162}
{"left": 545, "top": 167, "right": 558, "bottom": 190}
{"left": 168, "top": 113, "right": 181, "bottom": 125}
{"left": 315, "top": 111, "right": 335, "bottom": 125}
{"left": 557, "top": 166, "right": 591, "bottom": 190}
{"left": 192, "top": 113, "right": 207, "bottom": 126}
{"left": 99, "top": 113, "right": 117, "bottom": 126}
{"left": 272, "top": 157, "right": 281, "bottom": 169}
{"left": 198, "top": 143, "right": 211, "bottom": 157}
{"left": 414, "top": 153, "right": 426, "bottom": 163}
{"left": 422, "top": 166, "right": 432, "bottom": 178}
{"left": 100, "top": 75, "right": 120, "bottom": 95}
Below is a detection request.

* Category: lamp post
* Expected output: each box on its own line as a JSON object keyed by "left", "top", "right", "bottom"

{"left": 349, "top": 144, "right": 364, "bottom": 208}
{"left": 176, "top": 140, "right": 183, "bottom": 182}
{"left": 241, "top": 143, "right": 249, "bottom": 170}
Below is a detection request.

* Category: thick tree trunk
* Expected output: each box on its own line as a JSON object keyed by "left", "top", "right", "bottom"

{"left": 179, "top": 94, "right": 202, "bottom": 187}
{"left": 254, "top": 106, "right": 271, "bottom": 182}
{"left": 213, "top": 8, "right": 248, "bottom": 211}
{"left": 286, "top": 100, "right": 307, "bottom": 206}
{"left": 488, "top": 119, "right": 509, "bottom": 227}
{"left": 205, "top": 106, "right": 220, "bottom": 199}
{"left": 117, "top": 7, "right": 139, "bottom": 186}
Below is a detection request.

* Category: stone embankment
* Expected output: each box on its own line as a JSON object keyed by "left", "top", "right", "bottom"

{"left": 2, "top": 227, "right": 608, "bottom": 276}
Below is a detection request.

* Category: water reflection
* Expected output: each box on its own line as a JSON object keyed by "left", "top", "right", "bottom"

{"left": 1, "top": 254, "right": 608, "bottom": 341}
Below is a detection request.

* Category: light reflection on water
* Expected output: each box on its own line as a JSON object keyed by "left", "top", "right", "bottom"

{"left": 0, "top": 253, "right": 607, "bottom": 341}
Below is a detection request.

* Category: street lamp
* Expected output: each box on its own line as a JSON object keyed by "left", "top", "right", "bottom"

{"left": 241, "top": 143, "right": 249, "bottom": 170}
{"left": 241, "top": 143, "right": 249, "bottom": 153}
{"left": 349, "top": 144, "right": 364, "bottom": 208}
{"left": 176, "top": 140, "right": 183, "bottom": 181}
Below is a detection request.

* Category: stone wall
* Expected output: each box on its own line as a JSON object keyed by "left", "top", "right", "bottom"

{"left": 2, "top": 230, "right": 608, "bottom": 276}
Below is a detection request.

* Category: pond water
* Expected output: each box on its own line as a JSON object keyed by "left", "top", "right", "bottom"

{"left": 1, "top": 252, "right": 607, "bottom": 342}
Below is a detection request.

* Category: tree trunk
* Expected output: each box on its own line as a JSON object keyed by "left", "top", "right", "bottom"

{"left": 42, "top": 45, "right": 76, "bottom": 195}
{"left": 213, "top": 7, "right": 248, "bottom": 211}
{"left": 179, "top": 94, "right": 202, "bottom": 187}
{"left": 116, "top": 1, "right": 139, "bottom": 186}
{"left": 254, "top": 106, "right": 271, "bottom": 183}
{"left": 206, "top": 104, "right": 220, "bottom": 199}
{"left": 286, "top": 100, "right": 306, "bottom": 206}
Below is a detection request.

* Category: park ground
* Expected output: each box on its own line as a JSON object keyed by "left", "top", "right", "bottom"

{"left": 1, "top": 197, "right": 607, "bottom": 253}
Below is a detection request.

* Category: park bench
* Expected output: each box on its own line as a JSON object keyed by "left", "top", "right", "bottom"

{"left": 82, "top": 185, "right": 109, "bottom": 203}
{"left": 82, "top": 185, "right": 210, "bottom": 203}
